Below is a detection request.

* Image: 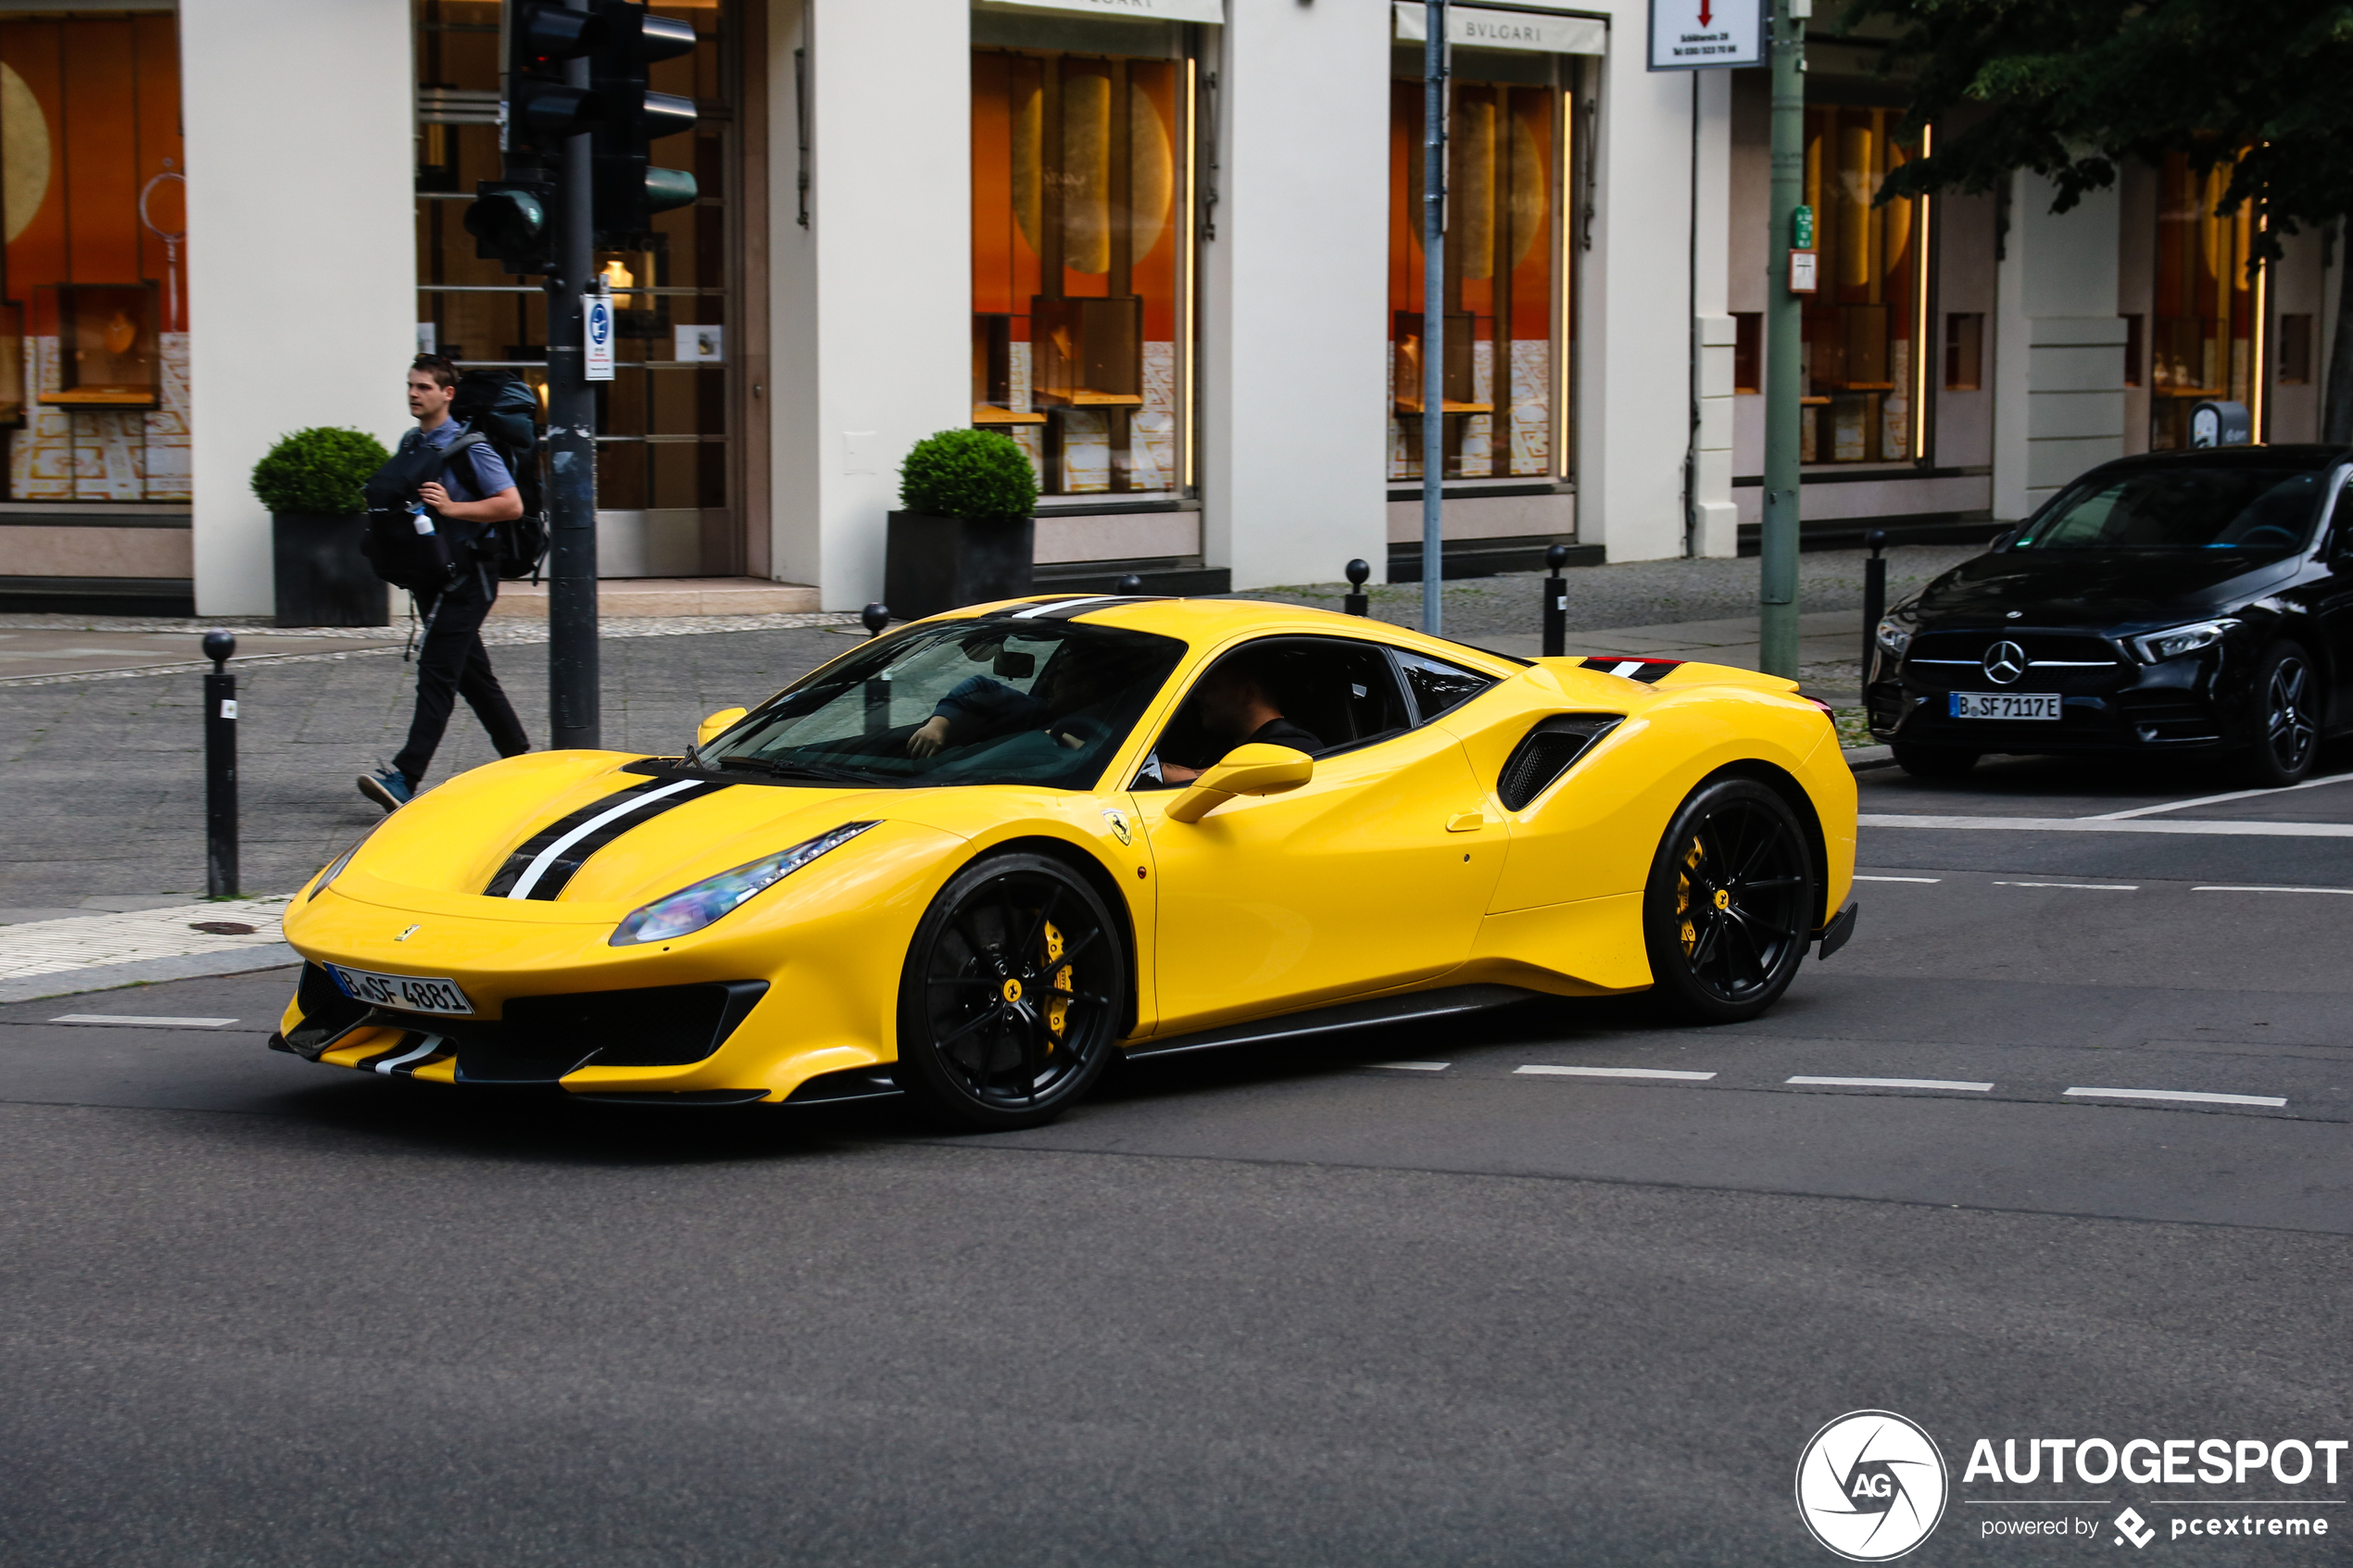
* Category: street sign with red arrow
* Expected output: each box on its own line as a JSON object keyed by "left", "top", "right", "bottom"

{"left": 1648, "top": 0, "right": 1764, "bottom": 69}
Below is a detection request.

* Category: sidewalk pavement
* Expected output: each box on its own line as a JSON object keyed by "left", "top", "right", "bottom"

{"left": 1481, "top": 609, "right": 1869, "bottom": 703}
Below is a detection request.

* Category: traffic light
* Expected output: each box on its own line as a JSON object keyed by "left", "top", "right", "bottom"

{"left": 503, "top": 2, "right": 602, "bottom": 159}
{"left": 588, "top": 1, "right": 701, "bottom": 243}
{"left": 463, "top": 178, "right": 555, "bottom": 272}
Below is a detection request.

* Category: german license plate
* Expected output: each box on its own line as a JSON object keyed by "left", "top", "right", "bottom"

{"left": 1949, "top": 692, "right": 2061, "bottom": 721}
{"left": 327, "top": 965, "right": 474, "bottom": 1016}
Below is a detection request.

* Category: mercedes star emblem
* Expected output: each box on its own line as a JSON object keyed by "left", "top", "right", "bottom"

{"left": 1982, "top": 640, "right": 2029, "bottom": 684}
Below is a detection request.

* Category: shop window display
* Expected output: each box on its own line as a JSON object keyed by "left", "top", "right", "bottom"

{"left": 413, "top": 0, "right": 734, "bottom": 572}
{"left": 1388, "top": 76, "right": 1565, "bottom": 482}
{"left": 971, "top": 49, "right": 1187, "bottom": 496}
{"left": 1798, "top": 107, "right": 1924, "bottom": 464}
{"left": 1, "top": 13, "right": 189, "bottom": 502}
{"left": 2149, "top": 152, "right": 2257, "bottom": 450}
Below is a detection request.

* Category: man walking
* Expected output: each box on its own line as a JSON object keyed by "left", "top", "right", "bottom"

{"left": 359, "top": 355, "right": 532, "bottom": 812}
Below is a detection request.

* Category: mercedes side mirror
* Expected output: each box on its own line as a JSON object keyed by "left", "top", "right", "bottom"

{"left": 1165, "top": 744, "right": 1314, "bottom": 823}
{"left": 697, "top": 706, "right": 748, "bottom": 747}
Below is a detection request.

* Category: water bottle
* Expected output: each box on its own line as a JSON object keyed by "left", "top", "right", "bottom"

{"left": 409, "top": 499, "right": 435, "bottom": 537}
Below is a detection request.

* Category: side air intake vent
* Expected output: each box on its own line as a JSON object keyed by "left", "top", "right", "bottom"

{"left": 1496, "top": 714, "right": 1621, "bottom": 811}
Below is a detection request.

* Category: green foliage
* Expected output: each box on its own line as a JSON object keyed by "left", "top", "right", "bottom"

{"left": 897, "top": 429, "right": 1039, "bottom": 521}
{"left": 249, "top": 426, "right": 392, "bottom": 516}
{"left": 1846, "top": 0, "right": 2353, "bottom": 255}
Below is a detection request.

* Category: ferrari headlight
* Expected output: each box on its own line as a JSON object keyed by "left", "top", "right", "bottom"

{"left": 610, "top": 822, "right": 878, "bottom": 947}
{"left": 2131, "top": 619, "right": 2236, "bottom": 663}
{"left": 306, "top": 831, "right": 375, "bottom": 901}
{"left": 1874, "top": 616, "right": 1914, "bottom": 656}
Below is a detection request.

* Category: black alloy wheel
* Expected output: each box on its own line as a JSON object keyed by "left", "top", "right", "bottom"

{"left": 1641, "top": 776, "right": 1818, "bottom": 1024}
{"left": 895, "top": 852, "right": 1126, "bottom": 1130}
{"left": 2237, "top": 642, "right": 2321, "bottom": 788}
{"left": 1890, "top": 742, "right": 1979, "bottom": 779}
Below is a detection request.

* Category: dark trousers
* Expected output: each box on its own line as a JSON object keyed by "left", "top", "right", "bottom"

{"left": 393, "top": 568, "right": 530, "bottom": 784}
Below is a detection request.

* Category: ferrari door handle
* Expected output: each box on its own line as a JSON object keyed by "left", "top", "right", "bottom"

{"left": 1445, "top": 811, "right": 1488, "bottom": 833}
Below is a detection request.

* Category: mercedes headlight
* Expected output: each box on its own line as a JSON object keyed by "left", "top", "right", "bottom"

{"left": 1874, "top": 615, "right": 1915, "bottom": 656}
{"left": 2131, "top": 620, "right": 2236, "bottom": 663}
{"left": 610, "top": 822, "right": 877, "bottom": 947}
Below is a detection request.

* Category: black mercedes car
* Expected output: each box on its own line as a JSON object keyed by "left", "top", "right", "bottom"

{"left": 1867, "top": 445, "right": 2353, "bottom": 784}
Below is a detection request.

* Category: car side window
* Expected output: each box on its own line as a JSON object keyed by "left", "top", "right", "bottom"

{"left": 1134, "top": 637, "right": 1413, "bottom": 788}
{"left": 1393, "top": 650, "right": 1497, "bottom": 723}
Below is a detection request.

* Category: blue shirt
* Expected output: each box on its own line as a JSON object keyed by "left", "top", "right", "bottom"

{"left": 413, "top": 418, "right": 515, "bottom": 504}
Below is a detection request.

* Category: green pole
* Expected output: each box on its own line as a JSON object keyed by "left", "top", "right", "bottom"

{"left": 1760, "top": 0, "right": 1806, "bottom": 679}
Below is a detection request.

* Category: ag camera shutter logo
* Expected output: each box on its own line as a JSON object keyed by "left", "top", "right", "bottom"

{"left": 1795, "top": 1410, "right": 1949, "bottom": 1560}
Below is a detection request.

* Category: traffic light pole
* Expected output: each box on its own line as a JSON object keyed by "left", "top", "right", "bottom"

{"left": 546, "top": 23, "right": 599, "bottom": 749}
{"left": 1759, "top": 0, "right": 1806, "bottom": 680}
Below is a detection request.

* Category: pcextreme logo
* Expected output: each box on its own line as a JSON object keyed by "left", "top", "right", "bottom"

{"left": 1795, "top": 1410, "right": 1950, "bottom": 1561}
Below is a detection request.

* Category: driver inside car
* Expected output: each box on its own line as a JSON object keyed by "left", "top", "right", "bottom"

{"left": 906, "top": 642, "right": 1134, "bottom": 761}
{"left": 1151, "top": 658, "right": 1324, "bottom": 784}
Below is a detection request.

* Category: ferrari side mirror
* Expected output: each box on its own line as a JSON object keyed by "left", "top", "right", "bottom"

{"left": 1164, "top": 744, "right": 1314, "bottom": 823}
{"left": 697, "top": 706, "right": 748, "bottom": 747}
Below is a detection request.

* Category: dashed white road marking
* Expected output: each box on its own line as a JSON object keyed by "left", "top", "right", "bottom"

{"left": 1859, "top": 814, "right": 2353, "bottom": 838}
{"left": 1993, "top": 881, "right": 2139, "bottom": 891}
{"left": 47, "top": 1013, "right": 239, "bottom": 1028}
{"left": 1855, "top": 874, "right": 1942, "bottom": 883}
{"left": 1515, "top": 1064, "right": 1718, "bottom": 1081}
{"left": 2192, "top": 884, "right": 2353, "bottom": 897}
{"left": 1788, "top": 1076, "right": 1994, "bottom": 1092}
{"left": 1370, "top": 1060, "right": 1450, "bottom": 1072}
{"left": 2065, "top": 1086, "right": 2288, "bottom": 1109}
{"left": 2087, "top": 770, "right": 2353, "bottom": 821}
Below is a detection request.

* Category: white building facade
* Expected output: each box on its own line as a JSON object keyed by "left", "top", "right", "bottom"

{"left": 0, "top": 0, "right": 2332, "bottom": 616}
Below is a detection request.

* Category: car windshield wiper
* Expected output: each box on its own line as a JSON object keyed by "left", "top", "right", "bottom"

{"left": 705, "top": 755, "right": 884, "bottom": 786}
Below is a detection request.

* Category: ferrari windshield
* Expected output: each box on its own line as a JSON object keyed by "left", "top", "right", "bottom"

{"left": 2016, "top": 467, "right": 2327, "bottom": 553}
{"left": 698, "top": 620, "right": 1185, "bottom": 789}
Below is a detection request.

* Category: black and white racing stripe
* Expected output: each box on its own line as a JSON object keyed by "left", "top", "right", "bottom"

{"left": 1579, "top": 657, "right": 1681, "bottom": 684}
{"left": 356, "top": 1032, "right": 451, "bottom": 1076}
{"left": 988, "top": 595, "right": 1168, "bottom": 621}
{"left": 484, "top": 777, "right": 731, "bottom": 900}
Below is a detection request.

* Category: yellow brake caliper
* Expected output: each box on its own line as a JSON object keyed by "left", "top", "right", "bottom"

{"left": 1040, "top": 920, "right": 1071, "bottom": 1045}
{"left": 1677, "top": 836, "right": 1704, "bottom": 957}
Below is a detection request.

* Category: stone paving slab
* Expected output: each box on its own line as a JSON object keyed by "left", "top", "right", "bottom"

{"left": 0, "top": 898, "right": 296, "bottom": 1001}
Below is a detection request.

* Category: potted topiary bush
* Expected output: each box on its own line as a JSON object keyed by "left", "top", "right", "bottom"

{"left": 251, "top": 426, "right": 394, "bottom": 627}
{"left": 883, "top": 429, "right": 1040, "bottom": 620}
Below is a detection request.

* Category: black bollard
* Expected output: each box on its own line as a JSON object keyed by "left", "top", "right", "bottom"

{"left": 861, "top": 602, "right": 891, "bottom": 637}
{"left": 1342, "top": 558, "right": 1371, "bottom": 618}
{"left": 201, "top": 631, "right": 238, "bottom": 897}
{"left": 1861, "top": 529, "right": 1889, "bottom": 685}
{"left": 1115, "top": 572, "right": 1145, "bottom": 596}
{"left": 1541, "top": 543, "right": 1569, "bottom": 658}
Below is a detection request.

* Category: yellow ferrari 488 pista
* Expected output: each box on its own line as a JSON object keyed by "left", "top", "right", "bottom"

{"left": 273, "top": 595, "right": 1859, "bottom": 1128}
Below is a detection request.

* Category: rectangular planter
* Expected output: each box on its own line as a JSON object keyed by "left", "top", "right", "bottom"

{"left": 272, "top": 511, "right": 390, "bottom": 627}
{"left": 883, "top": 510, "right": 1035, "bottom": 621}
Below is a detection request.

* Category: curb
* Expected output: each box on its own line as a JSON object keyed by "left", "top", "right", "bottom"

{"left": 0, "top": 945, "right": 302, "bottom": 1003}
{"left": 1844, "top": 745, "right": 1895, "bottom": 773}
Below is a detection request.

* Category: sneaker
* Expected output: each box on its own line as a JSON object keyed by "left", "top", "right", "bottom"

{"left": 358, "top": 767, "right": 413, "bottom": 814}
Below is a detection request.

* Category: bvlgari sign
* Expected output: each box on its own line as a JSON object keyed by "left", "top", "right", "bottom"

{"left": 1393, "top": 3, "right": 1608, "bottom": 56}
{"left": 1648, "top": 0, "right": 1765, "bottom": 69}
{"left": 975, "top": 0, "right": 1226, "bottom": 23}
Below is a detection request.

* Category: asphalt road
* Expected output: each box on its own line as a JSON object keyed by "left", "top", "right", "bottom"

{"left": 1, "top": 753, "right": 2348, "bottom": 1565}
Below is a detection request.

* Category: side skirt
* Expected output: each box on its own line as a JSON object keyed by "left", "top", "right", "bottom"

{"left": 1123, "top": 984, "right": 1551, "bottom": 1060}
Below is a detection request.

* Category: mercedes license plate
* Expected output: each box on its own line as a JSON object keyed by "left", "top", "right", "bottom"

{"left": 1949, "top": 692, "right": 2061, "bottom": 721}
{"left": 328, "top": 965, "right": 474, "bottom": 1016}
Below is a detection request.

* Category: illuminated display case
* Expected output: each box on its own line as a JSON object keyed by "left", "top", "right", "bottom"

{"left": 1388, "top": 77, "right": 1566, "bottom": 482}
{"left": 2149, "top": 152, "right": 2256, "bottom": 451}
{"left": 0, "top": 300, "right": 24, "bottom": 427}
{"left": 971, "top": 46, "right": 1189, "bottom": 495}
{"left": 37, "top": 282, "right": 162, "bottom": 409}
{"left": 1795, "top": 107, "right": 1926, "bottom": 465}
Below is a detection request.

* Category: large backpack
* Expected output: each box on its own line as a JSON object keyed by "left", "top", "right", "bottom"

{"left": 447, "top": 370, "right": 549, "bottom": 582}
